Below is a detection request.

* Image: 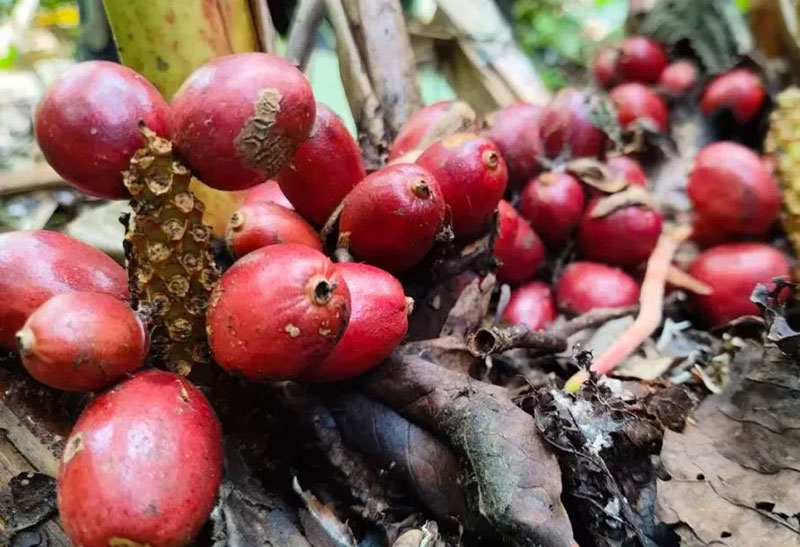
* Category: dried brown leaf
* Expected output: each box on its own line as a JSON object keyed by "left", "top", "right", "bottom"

{"left": 566, "top": 158, "right": 628, "bottom": 194}
{"left": 294, "top": 478, "right": 358, "bottom": 547}
{"left": 589, "top": 185, "right": 658, "bottom": 219}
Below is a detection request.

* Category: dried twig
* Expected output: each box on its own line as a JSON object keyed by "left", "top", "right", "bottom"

{"left": 468, "top": 324, "right": 567, "bottom": 357}
{"left": 249, "top": 0, "right": 278, "bottom": 54}
{"left": 286, "top": 0, "right": 324, "bottom": 70}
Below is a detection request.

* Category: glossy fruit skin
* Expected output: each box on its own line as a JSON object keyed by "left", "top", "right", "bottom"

{"left": 607, "top": 156, "right": 647, "bottom": 187}
{"left": 659, "top": 60, "right": 697, "bottom": 95}
{"left": 0, "top": 230, "right": 128, "bottom": 349}
{"left": 340, "top": 164, "right": 445, "bottom": 273}
{"left": 503, "top": 281, "right": 556, "bottom": 331}
{"left": 242, "top": 180, "right": 294, "bottom": 209}
{"left": 305, "top": 263, "right": 408, "bottom": 381}
{"left": 35, "top": 61, "right": 168, "bottom": 199}
{"left": 18, "top": 292, "right": 146, "bottom": 392}
{"left": 207, "top": 244, "right": 350, "bottom": 381}
{"left": 494, "top": 200, "right": 545, "bottom": 285}
{"left": 556, "top": 261, "right": 640, "bottom": 315}
{"left": 578, "top": 198, "right": 662, "bottom": 268}
{"left": 277, "top": 104, "right": 366, "bottom": 225}
{"left": 227, "top": 201, "right": 321, "bottom": 258}
{"left": 58, "top": 370, "right": 223, "bottom": 547}
{"left": 539, "top": 89, "right": 609, "bottom": 159}
{"left": 700, "top": 69, "right": 765, "bottom": 124}
{"left": 593, "top": 47, "right": 618, "bottom": 89}
{"left": 687, "top": 142, "right": 780, "bottom": 236}
{"left": 416, "top": 133, "right": 508, "bottom": 237}
{"left": 689, "top": 243, "right": 791, "bottom": 326}
{"left": 483, "top": 102, "right": 543, "bottom": 187}
{"left": 610, "top": 83, "right": 669, "bottom": 132}
{"left": 389, "top": 101, "right": 454, "bottom": 161}
{"left": 520, "top": 172, "right": 585, "bottom": 248}
{"left": 617, "top": 37, "right": 668, "bottom": 84}
{"left": 170, "top": 53, "right": 315, "bottom": 191}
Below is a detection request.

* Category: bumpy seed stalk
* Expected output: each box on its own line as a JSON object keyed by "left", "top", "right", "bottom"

{"left": 123, "top": 127, "right": 220, "bottom": 376}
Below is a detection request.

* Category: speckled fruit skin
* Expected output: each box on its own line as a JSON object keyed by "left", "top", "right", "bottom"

{"left": 17, "top": 292, "right": 146, "bottom": 392}
{"left": 305, "top": 263, "right": 408, "bottom": 382}
{"left": 483, "top": 102, "right": 543, "bottom": 187}
{"left": 617, "top": 37, "right": 668, "bottom": 84}
{"left": 593, "top": 47, "right": 618, "bottom": 89}
{"left": 0, "top": 230, "right": 128, "bottom": 349}
{"left": 503, "top": 281, "right": 556, "bottom": 332}
{"left": 58, "top": 370, "right": 223, "bottom": 547}
{"left": 389, "top": 101, "right": 453, "bottom": 161}
{"left": 339, "top": 164, "right": 445, "bottom": 273}
{"left": 610, "top": 83, "right": 669, "bottom": 132}
{"left": 700, "top": 69, "right": 765, "bottom": 124}
{"left": 277, "top": 103, "right": 366, "bottom": 225}
{"left": 227, "top": 202, "right": 321, "bottom": 258}
{"left": 539, "top": 89, "right": 608, "bottom": 159}
{"left": 578, "top": 198, "right": 662, "bottom": 268}
{"left": 687, "top": 142, "right": 780, "bottom": 236}
{"left": 520, "top": 172, "right": 585, "bottom": 248}
{"left": 606, "top": 156, "right": 647, "bottom": 187}
{"left": 494, "top": 200, "right": 545, "bottom": 285}
{"left": 35, "top": 61, "right": 168, "bottom": 199}
{"left": 242, "top": 180, "right": 294, "bottom": 209}
{"left": 659, "top": 60, "right": 697, "bottom": 95}
{"left": 207, "top": 244, "right": 350, "bottom": 381}
{"left": 688, "top": 243, "right": 791, "bottom": 326}
{"left": 170, "top": 53, "right": 315, "bottom": 191}
{"left": 416, "top": 133, "right": 508, "bottom": 238}
{"left": 556, "top": 262, "right": 640, "bottom": 315}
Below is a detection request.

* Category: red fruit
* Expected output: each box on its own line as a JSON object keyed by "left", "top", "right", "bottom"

{"left": 539, "top": 89, "right": 609, "bottom": 159}
{"left": 503, "top": 281, "right": 556, "bottom": 331}
{"left": 578, "top": 198, "right": 662, "bottom": 267}
{"left": 593, "top": 47, "right": 618, "bottom": 89}
{"left": 494, "top": 200, "right": 545, "bottom": 285}
{"left": 207, "top": 244, "right": 350, "bottom": 380}
{"left": 242, "top": 180, "right": 294, "bottom": 209}
{"left": 0, "top": 230, "right": 128, "bottom": 349}
{"left": 606, "top": 156, "right": 647, "bottom": 187}
{"left": 483, "top": 102, "right": 543, "bottom": 186}
{"left": 35, "top": 61, "right": 168, "bottom": 199}
{"left": 339, "top": 164, "right": 445, "bottom": 273}
{"left": 617, "top": 37, "right": 668, "bottom": 84}
{"left": 700, "top": 69, "right": 765, "bottom": 124}
{"left": 610, "top": 83, "right": 669, "bottom": 132}
{"left": 688, "top": 243, "right": 791, "bottom": 326}
{"left": 277, "top": 103, "right": 366, "bottom": 225}
{"left": 227, "top": 202, "right": 321, "bottom": 258}
{"left": 416, "top": 133, "right": 508, "bottom": 237}
{"left": 58, "top": 370, "right": 222, "bottom": 547}
{"left": 305, "top": 263, "right": 409, "bottom": 381}
{"left": 687, "top": 142, "right": 780, "bottom": 235}
{"left": 389, "top": 101, "right": 470, "bottom": 161}
{"left": 170, "top": 53, "right": 315, "bottom": 191}
{"left": 17, "top": 293, "right": 146, "bottom": 392}
{"left": 659, "top": 60, "right": 697, "bottom": 95}
{"left": 520, "top": 172, "right": 585, "bottom": 248}
{"left": 555, "top": 262, "right": 640, "bottom": 315}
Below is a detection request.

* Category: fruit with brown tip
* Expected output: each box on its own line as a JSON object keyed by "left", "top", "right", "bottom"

{"left": 227, "top": 201, "right": 322, "bottom": 258}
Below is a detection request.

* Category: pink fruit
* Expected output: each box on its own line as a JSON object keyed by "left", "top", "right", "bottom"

{"left": 539, "top": 88, "right": 609, "bottom": 159}
{"left": 227, "top": 201, "right": 322, "bottom": 258}
{"left": 659, "top": 60, "right": 697, "bottom": 95}
{"left": 555, "top": 262, "right": 640, "bottom": 315}
{"left": 606, "top": 155, "right": 647, "bottom": 187}
{"left": 617, "top": 37, "right": 668, "bottom": 84}
{"left": 578, "top": 198, "right": 662, "bottom": 267}
{"left": 389, "top": 101, "right": 469, "bottom": 161}
{"left": 242, "top": 180, "right": 294, "bottom": 209}
{"left": 58, "top": 370, "right": 223, "bottom": 547}
{"left": 593, "top": 47, "right": 618, "bottom": 89}
{"left": 170, "top": 53, "right": 315, "bottom": 191}
{"left": 416, "top": 133, "right": 508, "bottom": 237}
{"left": 503, "top": 281, "right": 556, "bottom": 331}
{"left": 494, "top": 200, "right": 545, "bottom": 285}
{"left": 483, "top": 102, "right": 543, "bottom": 186}
{"left": 207, "top": 244, "right": 350, "bottom": 380}
{"left": 35, "top": 61, "right": 168, "bottom": 199}
{"left": 610, "top": 83, "right": 669, "bottom": 132}
{"left": 519, "top": 172, "right": 585, "bottom": 248}
{"left": 700, "top": 69, "right": 765, "bottom": 124}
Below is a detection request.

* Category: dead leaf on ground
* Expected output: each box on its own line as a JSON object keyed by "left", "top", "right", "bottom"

{"left": 294, "top": 478, "right": 358, "bottom": 547}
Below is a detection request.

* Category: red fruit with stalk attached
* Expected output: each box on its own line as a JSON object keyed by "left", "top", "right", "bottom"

{"left": 616, "top": 36, "right": 668, "bottom": 84}
{"left": 277, "top": 103, "right": 366, "bottom": 225}
{"left": 305, "top": 263, "right": 410, "bottom": 382}
{"left": 242, "top": 180, "right": 294, "bottom": 209}
{"left": 593, "top": 47, "right": 618, "bottom": 89}
{"left": 226, "top": 201, "right": 322, "bottom": 258}
{"left": 494, "top": 200, "right": 545, "bottom": 285}
{"left": 688, "top": 243, "right": 791, "bottom": 326}
{"left": 700, "top": 69, "right": 765, "bottom": 124}
{"left": 0, "top": 230, "right": 128, "bottom": 349}
{"left": 556, "top": 261, "right": 640, "bottom": 315}
{"left": 659, "top": 60, "right": 697, "bottom": 95}
{"left": 606, "top": 155, "right": 647, "bottom": 188}
{"left": 519, "top": 172, "right": 585, "bottom": 248}
{"left": 170, "top": 53, "right": 315, "bottom": 191}
{"left": 207, "top": 244, "right": 350, "bottom": 381}
{"left": 539, "top": 88, "right": 609, "bottom": 159}
{"left": 483, "top": 102, "right": 543, "bottom": 187}
{"left": 17, "top": 292, "right": 146, "bottom": 392}
{"left": 416, "top": 133, "right": 507, "bottom": 238}
{"left": 58, "top": 370, "right": 223, "bottom": 547}
{"left": 610, "top": 83, "right": 669, "bottom": 132}
{"left": 34, "top": 61, "right": 168, "bottom": 199}
{"left": 339, "top": 163, "right": 445, "bottom": 273}
{"left": 503, "top": 281, "right": 556, "bottom": 331}
{"left": 687, "top": 141, "right": 780, "bottom": 236}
